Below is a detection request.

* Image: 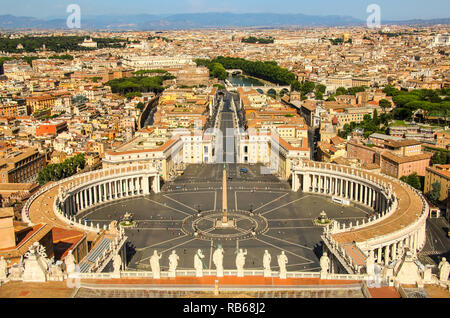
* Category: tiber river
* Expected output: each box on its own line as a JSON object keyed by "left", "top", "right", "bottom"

{"left": 227, "top": 74, "right": 265, "bottom": 86}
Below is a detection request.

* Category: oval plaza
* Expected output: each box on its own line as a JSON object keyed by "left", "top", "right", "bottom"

{"left": 18, "top": 91, "right": 436, "bottom": 291}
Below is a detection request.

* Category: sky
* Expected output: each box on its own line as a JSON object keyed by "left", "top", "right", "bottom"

{"left": 2, "top": 0, "right": 450, "bottom": 20}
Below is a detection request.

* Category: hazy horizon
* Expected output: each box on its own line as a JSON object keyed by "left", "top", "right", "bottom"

{"left": 1, "top": 0, "right": 450, "bottom": 21}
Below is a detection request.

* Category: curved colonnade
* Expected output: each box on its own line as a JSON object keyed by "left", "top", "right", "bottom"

{"left": 23, "top": 164, "right": 161, "bottom": 234}
{"left": 291, "top": 160, "right": 429, "bottom": 274}
{"left": 23, "top": 161, "right": 429, "bottom": 276}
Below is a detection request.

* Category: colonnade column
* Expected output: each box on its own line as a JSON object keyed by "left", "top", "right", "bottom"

{"left": 72, "top": 195, "right": 77, "bottom": 214}
{"left": 374, "top": 192, "right": 379, "bottom": 211}
{"left": 365, "top": 186, "right": 369, "bottom": 205}
{"left": 76, "top": 192, "right": 81, "bottom": 211}
{"left": 326, "top": 177, "right": 330, "bottom": 194}
{"left": 377, "top": 247, "right": 382, "bottom": 263}
{"left": 371, "top": 189, "right": 375, "bottom": 208}
{"left": 317, "top": 175, "right": 321, "bottom": 192}
{"left": 79, "top": 191, "right": 82, "bottom": 210}
{"left": 111, "top": 181, "right": 115, "bottom": 199}
{"left": 384, "top": 245, "right": 390, "bottom": 265}
{"left": 414, "top": 231, "right": 418, "bottom": 251}
{"left": 83, "top": 189, "right": 87, "bottom": 209}
{"left": 391, "top": 243, "right": 397, "bottom": 261}
{"left": 103, "top": 183, "right": 107, "bottom": 201}
{"left": 350, "top": 181, "right": 353, "bottom": 200}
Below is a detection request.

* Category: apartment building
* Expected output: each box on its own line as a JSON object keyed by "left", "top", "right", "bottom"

{"left": 0, "top": 148, "right": 46, "bottom": 183}
{"left": 25, "top": 95, "right": 55, "bottom": 114}
{"left": 424, "top": 164, "right": 450, "bottom": 202}
{"left": 347, "top": 141, "right": 380, "bottom": 166}
{"left": 36, "top": 121, "right": 68, "bottom": 136}
{"left": 380, "top": 151, "right": 432, "bottom": 178}
{"left": 103, "top": 128, "right": 214, "bottom": 180}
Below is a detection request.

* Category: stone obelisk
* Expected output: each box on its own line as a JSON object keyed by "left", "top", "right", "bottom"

{"left": 215, "top": 164, "right": 234, "bottom": 228}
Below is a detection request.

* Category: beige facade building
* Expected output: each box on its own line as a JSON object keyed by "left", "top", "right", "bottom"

{"left": 103, "top": 129, "right": 214, "bottom": 180}
{"left": 0, "top": 148, "right": 46, "bottom": 183}
{"left": 26, "top": 95, "right": 55, "bottom": 114}
{"left": 424, "top": 164, "right": 450, "bottom": 202}
{"left": 0, "top": 208, "right": 15, "bottom": 249}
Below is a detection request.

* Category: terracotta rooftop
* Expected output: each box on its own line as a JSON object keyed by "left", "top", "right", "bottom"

{"left": 0, "top": 223, "right": 52, "bottom": 261}
{"left": 0, "top": 207, "right": 14, "bottom": 218}
{"left": 52, "top": 227, "right": 85, "bottom": 260}
{"left": 385, "top": 139, "right": 422, "bottom": 148}
{"left": 81, "top": 276, "right": 361, "bottom": 287}
{"left": 381, "top": 151, "right": 432, "bottom": 164}
{"left": 0, "top": 183, "right": 39, "bottom": 192}
{"left": 426, "top": 164, "right": 450, "bottom": 180}
{"left": 367, "top": 286, "right": 401, "bottom": 298}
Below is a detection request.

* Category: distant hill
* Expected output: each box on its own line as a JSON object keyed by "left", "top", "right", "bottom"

{"left": 0, "top": 13, "right": 448, "bottom": 30}
{"left": 384, "top": 18, "right": 450, "bottom": 26}
{"left": 137, "top": 13, "right": 364, "bottom": 29}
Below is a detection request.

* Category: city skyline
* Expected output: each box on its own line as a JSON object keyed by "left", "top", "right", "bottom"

{"left": 0, "top": 1, "right": 448, "bottom": 298}
{"left": 2, "top": 0, "right": 450, "bottom": 21}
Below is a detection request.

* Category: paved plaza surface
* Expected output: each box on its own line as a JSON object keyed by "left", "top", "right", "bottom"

{"left": 419, "top": 217, "right": 450, "bottom": 269}
{"left": 77, "top": 163, "right": 371, "bottom": 272}
{"left": 77, "top": 97, "right": 371, "bottom": 273}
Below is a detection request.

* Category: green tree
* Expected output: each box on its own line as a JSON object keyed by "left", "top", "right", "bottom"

{"left": 37, "top": 154, "right": 85, "bottom": 185}
{"left": 136, "top": 102, "right": 145, "bottom": 111}
{"left": 347, "top": 86, "right": 366, "bottom": 95}
{"left": 382, "top": 85, "right": 399, "bottom": 97}
{"left": 379, "top": 99, "right": 392, "bottom": 113}
{"left": 291, "top": 80, "right": 302, "bottom": 92}
{"left": 405, "top": 173, "right": 421, "bottom": 190}
{"left": 126, "top": 92, "right": 142, "bottom": 99}
{"left": 195, "top": 56, "right": 296, "bottom": 86}
{"left": 315, "top": 84, "right": 326, "bottom": 94}
{"left": 428, "top": 182, "right": 441, "bottom": 204}
{"left": 430, "top": 151, "right": 447, "bottom": 165}
{"left": 301, "top": 81, "right": 315, "bottom": 95}
{"left": 329, "top": 38, "right": 344, "bottom": 45}
{"left": 393, "top": 107, "right": 412, "bottom": 120}
{"left": 336, "top": 87, "right": 347, "bottom": 96}
{"left": 210, "top": 63, "right": 227, "bottom": 80}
